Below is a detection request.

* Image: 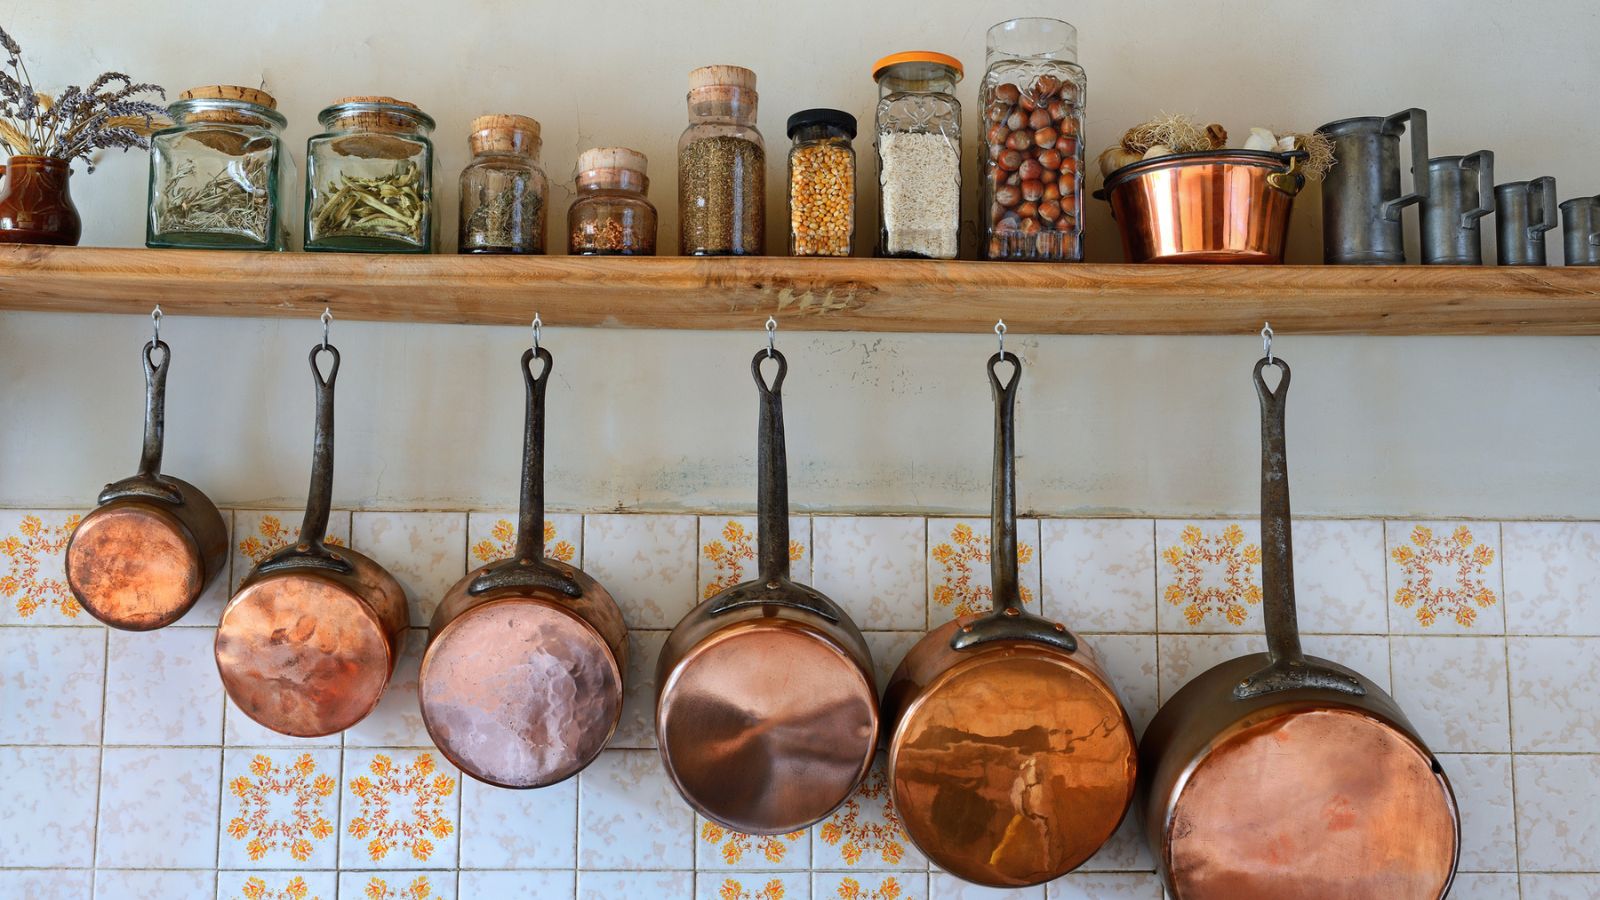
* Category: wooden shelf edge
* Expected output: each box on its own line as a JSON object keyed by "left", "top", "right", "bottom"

{"left": 0, "top": 245, "right": 1596, "bottom": 335}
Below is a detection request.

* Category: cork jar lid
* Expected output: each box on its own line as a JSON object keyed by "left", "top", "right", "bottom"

{"left": 173, "top": 85, "right": 283, "bottom": 151}
{"left": 323, "top": 95, "right": 432, "bottom": 133}
{"left": 180, "top": 84, "right": 278, "bottom": 108}
{"left": 577, "top": 147, "right": 647, "bottom": 175}
{"left": 468, "top": 113, "right": 542, "bottom": 156}
{"left": 689, "top": 64, "right": 756, "bottom": 91}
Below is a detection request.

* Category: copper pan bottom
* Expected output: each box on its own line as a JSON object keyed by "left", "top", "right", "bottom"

{"left": 67, "top": 504, "right": 204, "bottom": 630}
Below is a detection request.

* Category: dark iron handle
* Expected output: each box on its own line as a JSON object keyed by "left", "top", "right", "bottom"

{"left": 1528, "top": 176, "right": 1558, "bottom": 239}
{"left": 1459, "top": 150, "right": 1495, "bottom": 228}
{"left": 707, "top": 578, "right": 843, "bottom": 622}
{"left": 752, "top": 348, "right": 792, "bottom": 585}
{"left": 260, "top": 343, "right": 353, "bottom": 576}
{"left": 1381, "top": 108, "right": 1429, "bottom": 219}
{"left": 100, "top": 339, "right": 183, "bottom": 507}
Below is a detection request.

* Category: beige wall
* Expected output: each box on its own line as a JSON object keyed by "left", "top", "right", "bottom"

{"left": 2, "top": 0, "right": 1598, "bottom": 517}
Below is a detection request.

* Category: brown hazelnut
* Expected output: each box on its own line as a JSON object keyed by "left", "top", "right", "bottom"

{"left": 1056, "top": 137, "right": 1077, "bottom": 157}
{"left": 1043, "top": 182, "right": 1061, "bottom": 202}
{"left": 1058, "top": 116, "right": 1080, "bottom": 137}
{"left": 1055, "top": 216, "right": 1074, "bottom": 232}
{"left": 1021, "top": 179, "right": 1043, "bottom": 202}
{"left": 1005, "top": 170, "right": 1021, "bottom": 185}
{"left": 996, "top": 211, "right": 1021, "bottom": 232}
{"left": 1037, "top": 148, "right": 1062, "bottom": 170}
{"left": 995, "top": 83, "right": 1021, "bottom": 104}
{"left": 1017, "top": 158, "right": 1043, "bottom": 181}
{"left": 1016, "top": 200, "right": 1038, "bottom": 219}
{"left": 1006, "top": 130, "right": 1033, "bottom": 151}
{"left": 987, "top": 104, "right": 1009, "bottom": 123}
{"left": 998, "top": 148, "right": 1023, "bottom": 171}
{"left": 1040, "top": 168, "right": 1057, "bottom": 184}
{"left": 1029, "top": 108, "right": 1052, "bottom": 130}
{"left": 1048, "top": 99, "right": 1066, "bottom": 121}
{"left": 1006, "top": 109, "right": 1027, "bottom": 131}
{"left": 1019, "top": 217, "right": 1042, "bottom": 235}
{"left": 1033, "top": 126, "right": 1058, "bottom": 149}
{"left": 1032, "top": 75, "right": 1061, "bottom": 98}
{"left": 1038, "top": 199, "right": 1061, "bottom": 221}
{"left": 986, "top": 122, "right": 1010, "bottom": 145}
{"left": 994, "top": 183, "right": 1021, "bottom": 207}
{"left": 1018, "top": 92, "right": 1037, "bottom": 112}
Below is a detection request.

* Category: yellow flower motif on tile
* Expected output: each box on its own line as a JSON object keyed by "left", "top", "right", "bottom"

{"left": 703, "top": 520, "right": 804, "bottom": 599}
{"left": 719, "top": 877, "right": 786, "bottom": 900}
{"left": 363, "top": 876, "right": 433, "bottom": 900}
{"left": 471, "top": 518, "right": 575, "bottom": 565}
{"left": 930, "top": 522, "right": 1034, "bottom": 617}
{"left": 700, "top": 819, "right": 805, "bottom": 865}
{"left": 0, "top": 513, "right": 82, "bottom": 618}
{"left": 237, "top": 876, "right": 318, "bottom": 900}
{"left": 1391, "top": 524, "right": 1498, "bottom": 628}
{"left": 818, "top": 767, "right": 907, "bottom": 866}
{"left": 238, "top": 514, "right": 342, "bottom": 564}
{"left": 227, "top": 753, "right": 337, "bottom": 862}
{"left": 347, "top": 753, "right": 456, "bottom": 863}
{"left": 1161, "top": 523, "right": 1263, "bottom": 626}
{"left": 835, "top": 877, "right": 903, "bottom": 900}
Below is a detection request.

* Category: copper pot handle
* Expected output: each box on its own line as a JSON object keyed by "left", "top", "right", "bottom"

{"left": 1235, "top": 357, "right": 1364, "bottom": 701}
{"left": 98, "top": 339, "right": 183, "bottom": 506}
{"left": 257, "top": 344, "right": 353, "bottom": 576}
{"left": 470, "top": 347, "right": 581, "bottom": 598}
{"left": 1266, "top": 150, "right": 1310, "bottom": 197}
{"left": 950, "top": 352, "right": 1076, "bottom": 653}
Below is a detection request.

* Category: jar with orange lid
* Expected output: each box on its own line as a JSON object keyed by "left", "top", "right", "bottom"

{"left": 568, "top": 147, "right": 657, "bottom": 256}
{"left": 459, "top": 114, "right": 547, "bottom": 254}
{"left": 146, "top": 85, "right": 293, "bottom": 250}
{"left": 304, "top": 95, "right": 435, "bottom": 253}
{"left": 678, "top": 65, "right": 765, "bottom": 256}
{"left": 873, "top": 51, "right": 963, "bottom": 259}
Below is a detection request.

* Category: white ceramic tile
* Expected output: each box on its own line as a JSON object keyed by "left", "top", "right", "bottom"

{"left": 1515, "top": 754, "right": 1600, "bottom": 872}
{"left": 1389, "top": 636, "right": 1511, "bottom": 753}
{"left": 700, "top": 872, "right": 811, "bottom": 899}
{"left": 1509, "top": 636, "right": 1600, "bottom": 752}
{"left": 613, "top": 628, "right": 667, "bottom": 750}
{"left": 1293, "top": 519, "right": 1388, "bottom": 634}
{"left": 1445, "top": 873, "right": 1520, "bottom": 900}
{"left": 1045, "top": 873, "right": 1163, "bottom": 899}
{"left": 699, "top": 515, "right": 812, "bottom": 599}
{"left": 218, "top": 748, "right": 341, "bottom": 869}
{"left": 1156, "top": 634, "right": 1255, "bottom": 705}
{"left": 930, "top": 871, "right": 1043, "bottom": 899}
{"left": 459, "top": 775, "right": 576, "bottom": 868}
{"left": 813, "top": 871, "right": 927, "bottom": 899}
{"left": 1385, "top": 521, "right": 1505, "bottom": 634}
{"left": 812, "top": 516, "right": 926, "bottom": 631}
{"left": 578, "top": 870, "right": 692, "bottom": 899}
{"left": 577, "top": 748, "right": 693, "bottom": 869}
{"left": 215, "top": 871, "right": 339, "bottom": 900}
{"left": 926, "top": 517, "right": 1041, "bottom": 624}
{"left": 224, "top": 695, "right": 341, "bottom": 749}
{"left": 863, "top": 630, "right": 924, "bottom": 696}
{"left": 1503, "top": 522, "right": 1600, "bottom": 635}
{"left": 177, "top": 509, "right": 234, "bottom": 627}
{"left": 811, "top": 753, "right": 926, "bottom": 871}
{"left": 96, "top": 746, "right": 222, "bottom": 868}
{"left": 344, "top": 628, "right": 430, "bottom": 747}
{"left": 103, "top": 626, "right": 224, "bottom": 745}
{"left": 466, "top": 512, "right": 584, "bottom": 570}
{"left": 1437, "top": 754, "right": 1517, "bottom": 872}
{"left": 95, "top": 870, "right": 216, "bottom": 899}
{"left": 0, "top": 510, "right": 91, "bottom": 625}
{"left": 351, "top": 511, "right": 466, "bottom": 626}
{"left": 698, "top": 813, "right": 810, "bottom": 870}
{"left": 0, "top": 746, "right": 99, "bottom": 867}
{"left": 460, "top": 869, "right": 574, "bottom": 899}
{"left": 231, "top": 510, "right": 351, "bottom": 592}
{"left": 0, "top": 870, "right": 92, "bottom": 900}
{"left": 339, "top": 749, "right": 461, "bottom": 869}
{"left": 582, "top": 514, "right": 698, "bottom": 629}
{"left": 1077, "top": 813, "right": 1152, "bottom": 874}
{"left": 1088, "top": 633, "right": 1158, "bottom": 737}
{"left": 1040, "top": 519, "right": 1155, "bottom": 634}
{"left": 1301, "top": 633, "right": 1392, "bottom": 694}
{"left": 0, "top": 625, "right": 104, "bottom": 743}
{"left": 1519, "top": 873, "right": 1600, "bottom": 899}
{"left": 1155, "top": 520, "right": 1263, "bottom": 633}
{"left": 338, "top": 871, "right": 455, "bottom": 899}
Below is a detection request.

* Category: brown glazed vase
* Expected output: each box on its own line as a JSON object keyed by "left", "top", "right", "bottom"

{"left": 0, "top": 155, "right": 82, "bottom": 245}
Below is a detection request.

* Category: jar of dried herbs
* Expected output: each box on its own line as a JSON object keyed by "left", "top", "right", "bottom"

{"left": 786, "top": 108, "right": 856, "bottom": 257}
{"left": 459, "top": 114, "right": 547, "bottom": 254}
{"left": 568, "top": 147, "right": 656, "bottom": 255}
{"left": 873, "top": 52, "right": 964, "bottom": 259}
{"left": 304, "top": 96, "right": 435, "bottom": 253}
{"left": 678, "top": 65, "right": 765, "bottom": 256}
{"left": 146, "top": 85, "right": 292, "bottom": 250}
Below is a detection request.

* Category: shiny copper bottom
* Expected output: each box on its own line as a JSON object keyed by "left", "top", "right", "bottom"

{"left": 1165, "top": 707, "right": 1457, "bottom": 899}
{"left": 420, "top": 598, "right": 623, "bottom": 789}
{"left": 657, "top": 619, "right": 878, "bottom": 834}
{"left": 889, "top": 647, "right": 1137, "bottom": 886}
{"left": 66, "top": 504, "right": 203, "bottom": 630}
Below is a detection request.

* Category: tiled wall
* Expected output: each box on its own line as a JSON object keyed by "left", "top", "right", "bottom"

{"left": 2, "top": 509, "right": 1597, "bottom": 899}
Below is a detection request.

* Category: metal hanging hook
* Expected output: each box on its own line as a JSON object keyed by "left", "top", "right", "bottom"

{"left": 320, "top": 307, "right": 333, "bottom": 350}
{"left": 995, "top": 319, "right": 1008, "bottom": 361}
{"left": 1261, "top": 321, "right": 1273, "bottom": 364}
{"left": 765, "top": 316, "right": 777, "bottom": 358}
{"left": 532, "top": 313, "right": 542, "bottom": 354}
{"left": 150, "top": 304, "right": 162, "bottom": 345}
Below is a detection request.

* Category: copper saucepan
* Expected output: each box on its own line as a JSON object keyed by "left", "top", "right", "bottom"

{"left": 214, "top": 342, "right": 408, "bottom": 737}
{"left": 419, "top": 345, "right": 628, "bottom": 789}
{"left": 882, "top": 352, "right": 1138, "bottom": 887}
{"left": 656, "top": 348, "right": 878, "bottom": 834}
{"left": 66, "top": 333, "right": 228, "bottom": 630}
{"left": 1137, "top": 355, "right": 1459, "bottom": 898}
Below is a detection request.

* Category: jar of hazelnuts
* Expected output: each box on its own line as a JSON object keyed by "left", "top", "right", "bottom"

{"left": 980, "top": 18, "right": 1086, "bottom": 262}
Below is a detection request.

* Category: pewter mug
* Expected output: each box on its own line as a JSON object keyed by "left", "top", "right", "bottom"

{"left": 1560, "top": 195, "right": 1600, "bottom": 266}
{"left": 1421, "top": 151, "right": 1493, "bottom": 265}
{"left": 1495, "top": 178, "right": 1557, "bottom": 266}
{"left": 1319, "top": 109, "right": 1429, "bottom": 264}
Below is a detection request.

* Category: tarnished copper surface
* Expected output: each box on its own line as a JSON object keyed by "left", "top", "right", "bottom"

{"left": 67, "top": 503, "right": 204, "bottom": 631}
{"left": 1100, "top": 150, "right": 1302, "bottom": 263}
{"left": 657, "top": 618, "right": 878, "bottom": 835}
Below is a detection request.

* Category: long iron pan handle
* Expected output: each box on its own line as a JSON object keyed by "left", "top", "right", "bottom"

{"left": 98, "top": 339, "right": 183, "bottom": 507}
{"left": 257, "top": 344, "right": 352, "bottom": 576}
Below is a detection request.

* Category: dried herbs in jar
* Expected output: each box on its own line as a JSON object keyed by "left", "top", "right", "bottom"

{"left": 568, "top": 147, "right": 657, "bottom": 255}
{"left": 459, "top": 114, "right": 547, "bottom": 254}
{"left": 304, "top": 96, "right": 436, "bottom": 253}
{"left": 678, "top": 65, "right": 765, "bottom": 255}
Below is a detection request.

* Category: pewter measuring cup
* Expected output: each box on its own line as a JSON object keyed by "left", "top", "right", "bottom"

{"left": 1560, "top": 195, "right": 1600, "bottom": 266}
{"left": 1495, "top": 177, "right": 1557, "bottom": 266}
{"left": 1319, "top": 109, "right": 1429, "bottom": 264}
{"left": 1421, "top": 151, "right": 1494, "bottom": 265}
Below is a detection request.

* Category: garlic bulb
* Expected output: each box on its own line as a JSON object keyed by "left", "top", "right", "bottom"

{"left": 1142, "top": 144, "right": 1174, "bottom": 160}
{"left": 1098, "top": 146, "right": 1142, "bottom": 177}
{"left": 1243, "top": 127, "right": 1279, "bottom": 151}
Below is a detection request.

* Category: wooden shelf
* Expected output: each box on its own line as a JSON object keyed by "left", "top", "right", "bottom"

{"left": 0, "top": 245, "right": 1597, "bottom": 334}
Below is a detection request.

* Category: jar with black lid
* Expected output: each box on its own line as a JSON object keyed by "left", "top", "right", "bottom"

{"left": 787, "top": 108, "right": 855, "bottom": 257}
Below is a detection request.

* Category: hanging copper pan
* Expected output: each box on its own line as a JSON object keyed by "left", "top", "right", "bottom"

{"left": 214, "top": 341, "right": 408, "bottom": 737}
{"left": 656, "top": 347, "right": 878, "bottom": 834}
{"left": 419, "top": 344, "right": 627, "bottom": 789}
{"left": 1137, "top": 354, "right": 1459, "bottom": 898}
{"left": 66, "top": 330, "right": 227, "bottom": 630}
{"left": 882, "top": 351, "right": 1138, "bottom": 888}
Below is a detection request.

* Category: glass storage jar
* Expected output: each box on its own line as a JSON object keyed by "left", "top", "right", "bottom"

{"left": 786, "top": 108, "right": 856, "bottom": 257}
{"left": 459, "top": 114, "right": 546, "bottom": 254}
{"left": 980, "top": 18, "right": 1086, "bottom": 262}
{"left": 678, "top": 65, "right": 765, "bottom": 256}
{"left": 568, "top": 147, "right": 657, "bottom": 255}
{"left": 873, "top": 52, "right": 963, "bottom": 259}
{"left": 304, "top": 95, "right": 435, "bottom": 253}
{"left": 146, "top": 85, "right": 292, "bottom": 250}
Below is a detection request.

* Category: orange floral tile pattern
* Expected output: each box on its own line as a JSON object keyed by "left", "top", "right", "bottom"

{"left": 238, "top": 876, "right": 320, "bottom": 900}
{"left": 817, "top": 767, "right": 908, "bottom": 866}
{"left": 347, "top": 753, "right": 457, "bottom": 863}
{"left": 719, "top": 877, "right": 787, "bottom": 900}
{"left": 228, "top": 753, "right": 337, "bottom": 861}
{"left": 835, "top": 876, "right": 905, "bottom": 899}
{"left": 1161, "top": 524, "right": 1262, "bottom": 625}
{"left": 0, "top": 513, "right": 82, "bottom": 618}
{"left": 930, "top": 522, "right": 1034, "bottom": 616}
{"left": 239, "top": 513, "right": 342, "bottom": 564}
{"left": 362, "top": 875, "right": 435, "bottom": 900}
{"left": 703, "top": 520, "right": 804, "bottom": 599}
{"left": 471, "top": 518, "right": 575, "bottom": 565}
{"left": 701, "top": 819, "right": 805, "bottom": 865}
{"left": 1392, "top": 525, "right": 1498, "bottom": 628}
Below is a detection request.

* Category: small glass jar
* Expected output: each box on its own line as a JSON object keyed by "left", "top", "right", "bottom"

{"left": 786, "top": 108, "right": 856, "bottom": 257}
{"left": 304, "top": 95, "right": 435, "bottom": 253}
{"left": 873, "top": 52, "right": 964, "bottom": 259}
{"left": 459, "top": 114, "right": 547, "bottom": 254}
{"left": 568, "top": 147, "right": 657, "bottom": 255}
{"left": 678, "top": 65, "right": 765, "bottom": 256}
{"left": 980, "top": 18, "right": 1086, "bottom": 262}
{"left": 146, "top": 85, "right": 292, "bottom": 250}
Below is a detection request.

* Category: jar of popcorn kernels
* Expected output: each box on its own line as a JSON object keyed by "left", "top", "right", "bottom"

{"left": 786, "top": 108, "right": 856, "bottom": 256}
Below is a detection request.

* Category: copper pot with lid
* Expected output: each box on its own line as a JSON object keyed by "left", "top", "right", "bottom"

{"left": 656, "top": 346, "right": 879, "bottom": 834}
{"left": 1137, "top": 353, "right": 1459, "bottom": 898}
{"left": 419, "top": 344, "right": 628, "bottom": 789}
{"left": 66, "top": 321, "right": 228, "bottom": 630}
{"left": 215, "top": 340, "right": 408, "bottom": 737}
{"left": 881, "top": 351, "right": 1138, "bottom": 888}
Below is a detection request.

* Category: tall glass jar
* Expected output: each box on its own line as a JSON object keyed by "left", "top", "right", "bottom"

{"left": 678, "top": 65, "right": 765, "bottom": 256}
{"left": 304, "top": 96, "right": 435, "bottom": 253}
{"left": 459, "top": 114, "right": 546, "bottom": 254}
{"left": 787, "top": 108, "right": 855, "bottom": 257}
{"left": 980, "top": 18, "right": 1086, "bottom": 262}
{"left": 146, "top": 85, "right": 292, "bottom": 250}
{"left": 873, "top": 52, "right": 963, "bottom": 259}
{"left": 568, "top": 147, "right": 657, "bottom": 255}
